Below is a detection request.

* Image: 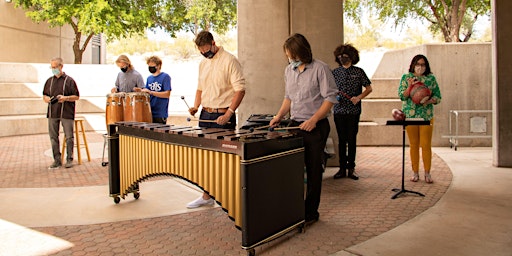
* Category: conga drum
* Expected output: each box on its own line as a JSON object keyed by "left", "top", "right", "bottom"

{"left": 105, "top": 93, "right": 125, "bottom": 128}
{"left": 123, "top": 92, "right": 152, "bottom": 123}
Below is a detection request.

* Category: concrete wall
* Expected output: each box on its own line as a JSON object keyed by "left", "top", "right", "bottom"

{"left": 0, "top": 1, "right": 93, "bottom": 64}
{"left": 373, "top": 43, "right": 493, "bottom": 147}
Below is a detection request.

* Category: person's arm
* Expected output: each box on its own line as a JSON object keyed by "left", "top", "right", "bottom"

{"left": 145, "top": 90, "right": 170, "bottom": 98}
{"left": 351, "top": 85, "right": 373, "bottom": 105}
{"left": 270, "top": 98, "right": 291, "bottom": 127}
{"left": 300, "top": 100, "right": 334, "bottom": 132}
{"left": 217, "top": 90, "right": 245, "bottom": 125}
{"left": 188, "top": 90, "right": 202, "bottom": 116}
{"left": 57, "top": 95, "right": 79, "bottom": 103}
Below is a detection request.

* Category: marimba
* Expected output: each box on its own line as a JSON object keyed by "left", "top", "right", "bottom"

{"left": 107, "top": 121, "right": 305, "bottom": 255}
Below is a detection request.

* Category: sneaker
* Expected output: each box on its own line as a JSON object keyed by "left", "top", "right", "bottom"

{"left": 65, "top": 160, "right": 73, "bottom": 168}
{"left": 48, "top": 161, "right": 61, "bottom": 169}
{"left": 186, "top": 196, "right": 215, "bottom": 209}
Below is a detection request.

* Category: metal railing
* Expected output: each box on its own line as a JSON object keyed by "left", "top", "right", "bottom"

{"left": 442, "top": 110, "right": 492, "bottom": 151}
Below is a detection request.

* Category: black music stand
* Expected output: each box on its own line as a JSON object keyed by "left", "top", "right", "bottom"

{"left": 386, "top": 119, "right": 430, "bottom": 199}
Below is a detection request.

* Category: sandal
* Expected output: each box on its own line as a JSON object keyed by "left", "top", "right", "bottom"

{"left": 410, "top": 173, "right": 419, "bottom": 182}
{"left": 425, "top": 173, "right": 433, "bottom": 183}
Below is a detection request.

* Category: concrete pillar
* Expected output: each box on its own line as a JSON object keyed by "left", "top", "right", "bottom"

{"left": 492, "top": 0, "right": 512, "bottom": 167}
{"left": 238, "top": 0, "right": 343, "bottom": 165}
{"left": 238, "top": 0, "right": 342, "bottom": 124}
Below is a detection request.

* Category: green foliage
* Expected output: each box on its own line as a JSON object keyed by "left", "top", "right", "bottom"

{"left": 154, "top": 0, "right": 237, "bottom": 36}
{"left": 12, "top": 0, "right": 237, "bottom": 63}
{"left": 344, "top": 0, "right": 491, "bottom": 42}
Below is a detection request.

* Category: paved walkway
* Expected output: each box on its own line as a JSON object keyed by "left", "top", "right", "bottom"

{"left": 0, "top": 132, "right": 510, "bottom": 255}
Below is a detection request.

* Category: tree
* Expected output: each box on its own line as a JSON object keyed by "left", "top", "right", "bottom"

{"left": 153, "top": 0, "right": 237, "bottom": 37}
{"left": 344, "top": 0, "right": 491, "bottom": 42}
{"left": 13, "top": 0, "right": 159, "bottom": 63}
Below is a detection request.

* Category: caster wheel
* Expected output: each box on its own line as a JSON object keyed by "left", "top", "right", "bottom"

{"left": 134, "top": 192, "right": 140, "bottom": 199}
{"left": 113, "top": 196, "right": 120, "bottom": 204}
{"left": 247, "top": 248, "right": 255, "bottom": 256}
{"left": 101, "top": 162, "right": 108, "bottom": 167}
{"left": 298, "top": 224, "right": 305, "bottom": 233}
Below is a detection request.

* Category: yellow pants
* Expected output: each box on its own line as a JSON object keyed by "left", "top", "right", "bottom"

{"left": 406, "top": 119, "right": 434, "bottom": 173}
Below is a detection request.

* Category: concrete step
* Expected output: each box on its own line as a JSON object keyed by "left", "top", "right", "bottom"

{"left": 0, "top": 114, "right": 110, "bottom": 137}
{"left": 360, "top": 99, "right": 402, "bottom": 122}
{"left": 367, "top": 78, "right": 401, "bottom": 99}
{"left": 357, "top": 121, "right": 403, "bottom": 146}
{"left": 0, "top": 97, "right": 105, "bottom": 116}
{"left": 0, "top": 63, "right": 40, "bottom": 83}
{"left": 0, "top": 83, "right": 41, "bottom": 98}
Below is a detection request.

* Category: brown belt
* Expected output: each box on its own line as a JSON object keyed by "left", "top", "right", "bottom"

{"left": 203, "top": 107, "right": 228, "bottom": 113}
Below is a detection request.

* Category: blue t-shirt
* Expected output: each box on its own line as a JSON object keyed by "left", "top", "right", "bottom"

{"left": 145, "top": 72, "right": 171, "bottom": 118}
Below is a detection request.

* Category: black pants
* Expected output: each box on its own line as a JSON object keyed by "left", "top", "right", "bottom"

{"left": 333, "top": 114, "right": 360, "bottom": 170}
{"left": 290, "top": 118, "right": 330, "bottom": 220}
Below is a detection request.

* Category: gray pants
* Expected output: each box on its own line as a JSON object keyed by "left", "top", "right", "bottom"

{"left": 48, "top": 118, "right": 74, "bottom": 163}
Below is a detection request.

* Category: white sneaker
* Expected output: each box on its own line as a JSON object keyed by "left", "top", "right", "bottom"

{"left": 186, "top": 196, "right": 214, "bottom": 209}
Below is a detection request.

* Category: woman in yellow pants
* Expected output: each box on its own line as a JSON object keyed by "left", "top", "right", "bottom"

{"left": 398, "top": 54, "right": 442, "bottom": 183}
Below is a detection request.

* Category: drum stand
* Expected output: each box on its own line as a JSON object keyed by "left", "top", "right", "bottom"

{"left": 386, "top": 120, "right": 429, "bottom": 199}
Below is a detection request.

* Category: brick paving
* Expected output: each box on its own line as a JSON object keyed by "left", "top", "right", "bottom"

{"left": 0, "top": 133, "right": 452, "bottom": 255}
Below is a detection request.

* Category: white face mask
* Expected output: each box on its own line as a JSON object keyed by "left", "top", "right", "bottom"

{"left": 288, "top": 58, "right": 302, "bottom": 68}
{"left": 414, "top": 65, "right": 426, "bottom": 75}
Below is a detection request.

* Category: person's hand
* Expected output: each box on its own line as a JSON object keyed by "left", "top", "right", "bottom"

{"left": 111, "top": 87, "right": 117, "bottom": 93}
{"left": 350, "top": 96, "right": 361, "bottom": 105}
{"left": 56, "top": 95, "right": 67, "bottom": 103}
{"left": 216, "top": 113, "right": 231, "bottom": 125}
{"left": 269, "top": 115, "right": 281, "bottom": 128}
{"left": 133, "top": 87, "right": 142, "bottom": 92}
{"left": 188, "top": 107, "right": 198, "bottom": 116}
{"left": 299, "top": 119, "right": 317, "bottom": 132}
{"left": 423, "top": 98, "right": 436, "bottom": 106}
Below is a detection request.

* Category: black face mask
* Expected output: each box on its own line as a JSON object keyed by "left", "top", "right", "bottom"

{"left": 339, "top": 56, "right": 351, "bottom": 65}
{"left": 201, "top": 50, "right": 216, "bottom": 59}
{"left": 148, "top": 66, "right": 157, "bottom": 73}
{"left": 120, "top": 67, "right": 128, "bottom": 73}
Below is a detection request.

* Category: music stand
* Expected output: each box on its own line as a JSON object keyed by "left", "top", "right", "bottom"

{"left": 386, "top": 119, "right": 430, "bottom": 199}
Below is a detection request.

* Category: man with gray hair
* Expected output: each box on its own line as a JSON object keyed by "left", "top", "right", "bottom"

{"left": 42, "top": 57, "right": 80, "bottom": 169}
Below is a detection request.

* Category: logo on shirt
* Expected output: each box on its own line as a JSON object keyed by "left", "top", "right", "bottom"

{"left": 148, "top": 82, "right": 162, "bottom": 92}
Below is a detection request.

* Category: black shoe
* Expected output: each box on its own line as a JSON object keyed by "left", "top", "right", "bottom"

{"left": 348, "top": 169, "right": 359, "bottom": 180}
{"left": 305, "top": 213, "right": 319, "bottom": 225}
{"left": 333, "top": 169, "right": 346, "bottom": 179}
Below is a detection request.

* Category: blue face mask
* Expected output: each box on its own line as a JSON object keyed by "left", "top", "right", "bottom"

{"left": 288, "top": 58, "right": 302, "bottom": 68}
{"left": 51, "top": 68, "right": 60, "bottom": 76}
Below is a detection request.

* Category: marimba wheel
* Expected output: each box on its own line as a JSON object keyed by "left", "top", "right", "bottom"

{"left": 247, "top": 248, "right": 255, "bottom": 256}
{"left": 134, "top": 192, "right": 140, "bottom": 199}
{"left": 113, "top": 196, "right": 120, "bottom": 204}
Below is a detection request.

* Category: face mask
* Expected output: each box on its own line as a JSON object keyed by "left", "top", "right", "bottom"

{"left": 120, "top": 67, "right": 128, "bottom": 73}
{"left": 148, "top": 66, "right": 157, "bottom": 74}
{"left": 414, "top": 65, "right": 426, "bottom": 75}
{"left": 288, "top": 58, "right": 302, "bottom": 68}
{"left": 340, "top": 56, "right": 351, "bottom": 65}
{"left": 51, "top": 68, "right": 60, "bottom": 76}
{"left": 201, "top": 50, "right": 215, "bottom": 59}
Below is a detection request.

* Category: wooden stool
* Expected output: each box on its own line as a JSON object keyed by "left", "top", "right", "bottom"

{"left": 62, "top": 118, "right": 91, "bottom": 164}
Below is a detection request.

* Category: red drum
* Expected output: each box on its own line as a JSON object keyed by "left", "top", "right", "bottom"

{"left": 106, "top": 93, "right": 125, "bottom": 127}
{"left": 123, "top": 92, "right": 152, "bottom": 123}
{"left": 406, "top": 80, "right": 431, "bottom": 105}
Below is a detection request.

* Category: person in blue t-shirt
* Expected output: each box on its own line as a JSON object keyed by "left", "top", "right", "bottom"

{"left": 135, "top": 56, "right": 171, "bottom": 124}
